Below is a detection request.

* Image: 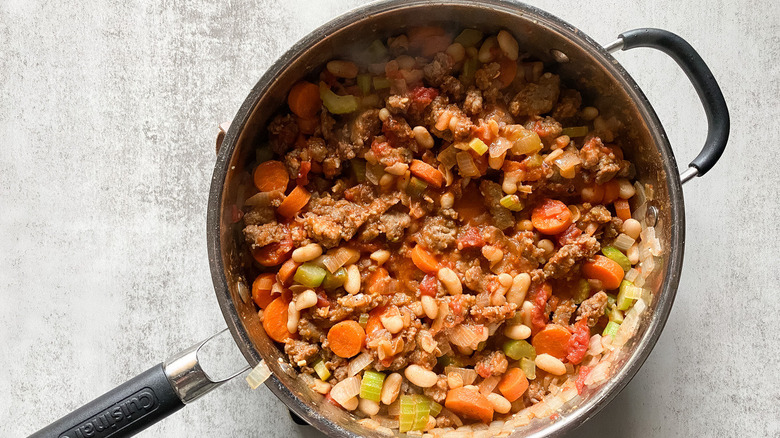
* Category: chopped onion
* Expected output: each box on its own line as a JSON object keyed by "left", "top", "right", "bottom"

{"left": 372, "top": 416, "right": 399, "bottom": 429}
{"left": 478, "top": 375, "right": 500, "bottom": 395}
{"left": 365, "top": 162, "right": 384, "bottom": 185}
{"left": 387, "top": 399, "right": 400, "bottom": 416}
{"left": 553, "top": 151, "right": 581, "bottom": 179}
{"left": 347, "top": 352, "right": 373, "bottom": 377}
{"left": 431, "top": 301, "right": 450, "bottom": 333}
{"left": 245, "top": 190, "right": 283, "bottom": 207}
{"left": 438, "top": 408, "right": 463, "bottom": 427}
{"left": 640, "top": 226, "right": 662, "bottom": 256}
{"left": 489, "top": 137, "right": 513, "bottom": 158}
{"left": 323, "top": 248, "right": 360, "bottom": 274}
{"left": 444, "top": 367, "right": 478, "bottom": 385}
{"left": 456, "top": 151, "right": 481, "bottom": 177}
{"left": 246, "top": 360, "right": 272, "bottom": 389}
{"left": 587, "top": 334, "right": 604, "bottom": 356}
{"left": 449, "top": 324, "right": 479, "bottom": 348}
{"left": 511, "top": 130, "right": 542, "bottom": 156}
{"left": 633, "top": 272, "right": 646, "bottom": 287}
{"left": 437, "top": 145, "right": 458, "bottom": 169}
{"left": 624, "top": 268, "right": 640, "bottom": 283}
{"left": 613, "top": 233, "right": 635, "bottom": 252}
{"left": 329, "top": 375, "right": 361, "bottom": 406}
{"left": 584, "top": 360, "right": 610, "bottom": 386}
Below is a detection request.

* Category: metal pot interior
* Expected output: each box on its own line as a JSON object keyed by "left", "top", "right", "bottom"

{"left": 207, "top": 1, "right": 684, "bottom": 436}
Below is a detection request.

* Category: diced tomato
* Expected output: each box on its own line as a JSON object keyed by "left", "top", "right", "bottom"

{"left": 409, "top": 86, "right": 438, "bottom": 113}
{"left": 575, "top": 366, "right": 592, "bottom": 395}
{"left": 316, "top": 290, "right": 330, "bottom": 308}
{"left": 297, "top": 161, "right": 312, "bottom": 186}
{"left": 567, "top": 319, "right": 590, "bottom": 365}
{"left": 530, "top": 282, "right": 553, "bottom": 335}
{"left": 471, "top": 122, "right": 497, "bottom": 145}
{"left": 371, "top": 137, "right": 393, "bottom": 158}
{"left": 419, "top": 274, "right": 438, "bottom": 297}
{"left": 457, "top": 227, "right": 485, "bottom": 250}
{"left": 556, "top": 223, "right": 582, "bottom": 246}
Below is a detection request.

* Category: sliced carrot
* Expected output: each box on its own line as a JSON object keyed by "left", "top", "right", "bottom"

{"left": 253, "top": 160, "right": 289, "bottom": 193}
{"left": 498, "top": 56, "right": 517, "bottom": 88}
{"left": 277, "top": 258, "right": 301, "bottom": 286}
{"left": 614, "top": 198, "right": 631, "bottom": 221}
{"left": 531, "top": 199, "right": 573, "bottom": 235}
{"left": 411, "top": 245, "right": 439, "bottom": 274}
{"left": 252, "top": 273, "right": 277, "bottom": 309}
{"left": 581, "top": 183, "right": 604, "bottom": 204}
{"left": 327, "top": 320, "right": 366, "bottom": 358}
{"left": 410, "top": 159, "right": 444, "bottom": 188}
{"left": 277, "top": 185, "right": 311, "bottom": 218}
{"left": 444, "top": 387, "right": 494, "bottom": 424}
{"left": 497, "top": 368, "right": 529, "bottom": 403}
{"left": 287, "top": 81, "right": 321, "bottom": 119}
{"left": 366, "top": 267, "right": 391, "bottom": 295}
{"left": 602, "top": 179, "right": 620, "bottom": 204}
{"left": 365, "top": 306, "right": 388, "bottom": 336}
{"left": 263, "top": 296, "right": 295, "bottom": 343}
{"left": 252, "top": 231, "right": 293, "bottom": 267}
{"left": 582, "top": 255, "right": 625, "bottom": 290}
{"left": 531, "top": 324, "right": 572, "bottom": 360}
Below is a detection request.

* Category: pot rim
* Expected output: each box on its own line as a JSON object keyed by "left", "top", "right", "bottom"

{"left": 207, "top": 1, "right": 685, "bottom": 436}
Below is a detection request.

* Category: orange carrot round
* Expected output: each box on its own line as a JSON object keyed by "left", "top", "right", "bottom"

{"left": 410, "top": 159, "right": 444, "bottom": 188}
{"left": 277, "top": 185, "right": 311, "bottom": 218}
{"left": 531, "top": 324, "right": 572, "bottom": 360}
{"left": 252, "top": 273, "right": 277, "bottom": 309}
{"left": 531, "top": 199, "right": 573, "bottom": 235}
{"left": 497, "top": 368, "right": 529, "bottom": 402}
{"left": 253, "top": 160, "right": 289, "bottom": 193}
{"left": 602, "top": 179, "right": 620, "bottom": 204}
{"left": 582, "top": 255, "right": 624, "bottom": 290}
{"left": 263, "top": 296, "right": 295, "bottom": 343}
{"left": 614, "top": 198, "right": 631, "bottom": 221}
{"left": 411, "top": 245, "right": 439, "bottom": 274}
{"left": 444, "top": 387, "right": 494, "bottom": 424}
{"left": 287, "top": 81, "right": 321, "bottom": 119}
{"left": 327, "top": 320, "right": 366, "bottom": 358}
{"left": 277, "top": 258, "right": 300, "bottom": 286}
{"left": 365, "top": 306, "right": 388, "bottom": 337}
{"left": 366, "top": 267, "right": 390, "bottom": 295}
{"left": 252, "top": 232, "right": 293, "bottom": 267}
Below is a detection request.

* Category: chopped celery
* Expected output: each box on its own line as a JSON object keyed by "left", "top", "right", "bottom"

{"left": 460, "top": 57, "right": 479, "bottom": 83}
{"left": 468, "top": 137, "right": 488, "bottom": 155}
{"left": 526, "top": 153, "right": 543, "bottom": 168}
{"left": 573, "top": 279, "right": 591, "bottom": 304}
{"left": 430, "top": 401, "right": 443, "bottom": 417}
{"left": 500, "top": 194, "right": 524, "bottom": 211}
{"left": 357, "top": 74, "right": 372, "bottom": 95}
{"left": 293, "top": 263, "right": 327, "bottom": 288}
{"left": 358, "top": 313, "right": 369, "bottom": 328}
{"left": 319, "top": 82, "right": 358, "bottom": 114}
{"left": 520, "top": 357, "right": 536, "bottom": 380}
{"left": 605, "top": 293, "right": 617, "bottom": 315}
{"left": 609, "top": 306, "right": 624, "bottom": 323}
{"left": 322, "top": 267, "right": 347, "bottom": 291}
{"left": 617, "top": 280, "right": 643, "bottom": 311}
{"left": 561, "top": 126, "right": 589, "bottom": 137}
{"left": 454, "top": 29, "right": 484, "bottom": 47}
{"left": 503, "top": 339, "right": 536, "bottom": 361}
{"left": 313, "top": 360, "right": 330, "bottom": 381}
{"left": 372, "top": 76, "right": 391, "bottom": 90}
{"left": 603, "top": 321, "right": 620, "bottom": 338}
{"left": 360, "top": 370, "right": 386, "bottom": 402}
{"left": 366, "top": 39, "right": 388, "bottom": 63}
{"left": 406, "top": 176, "right": 428, "bottom": 198}
{"left": 351, "top": 159, "right": 367, "bottom": 183}
{"left": 602, "top": 246, "right": 631, "bottom": 272}
{"left": 399, "top": 395, "right": 432, "bottom": 432}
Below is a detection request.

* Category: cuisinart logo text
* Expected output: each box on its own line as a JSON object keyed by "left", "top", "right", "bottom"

{"left": 59, "top": 388, "right": 158, "bottom": 438}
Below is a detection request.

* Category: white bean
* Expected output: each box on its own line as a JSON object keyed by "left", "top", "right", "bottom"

{"left": 287, "top": 301, "right": 299, "bottom": 334}
{"left": 440, "top": 192, "right": 454, "bottom": 209}
{"left": 581, "top": 106, "right": 599, "bottom": 121}
{"left": 385, "top": 162, "right": 409, "bottom": 176}
{"left": 496, "top": 30, "right": 519, "bottom": 61}
{"left": 326, "top": 60, "right": 358, "bottom": 78}
{"left": 381, "top": 373, "right": 403, "bottom": 405}
{"left": 487, "top": 393, "right": 512, "bottom": 414}
{"left": 295, "top": 289, "right": 318, "bottom": 311}
{"left": 617, "top": 178, "right": 636, "bottom": 199}
{"left": 345, "top": 264, "right": 361, "bottom": 295}
{"left": 438, "top": 267, "right": 462, "bottom": 295}
{"left": 359, "top": 398, "right": 380, "bottom": 416}
{"left": 622, "top": 218, "right": 642, "bottom": 240}
{"left": 478, "top": 36, "right": 498, "bottom": 63}
{"left": 520, "top": 300, "right": 534, "bottom": 328}
{"left": 341, "top": 396, "right": 359, "bottom": 411}
{"left": 498, "top": 273, "right": 513, "bottom": 288}
{"left": 481, "top": 245, "right": 504, "bottom": 264}
{"left": 370, "top": 249, "right": 391, "bottom": 265}
{"left": 538, "top": 239, "right": 555, "bottom": 255}
{"left": 422, "top": 295, "right": 439, "bottom": 320}
{"left": 535, "top": 353, "right": 567, "bottom": 376}
{"left": 404, "top": 365, "right": 439, "bottom": 388}
{"left": 413, "top": 125, "right": 435, "bottom": 149}
{"left": 447, "top": 372, "right": 464, "bottom": 389}
{"left": 311, "top": 379, "right": 331, "bottom": 395}
{"left": 506, "top": 273, "right": 531, "bottom": 305}
{"left": 291, "top": 243, "right": 323, "bottom": 263}
{"left": 381, "top": 314, "right": 404, "bottom": 334}
{"left": 504, "top": 324, "right": 531, "bottom": 340}
{"left": 445, "top": 42, "right": 466, "bottom": 63}
{"left": 378, "top": 108, "right": 391, "bottom": 122}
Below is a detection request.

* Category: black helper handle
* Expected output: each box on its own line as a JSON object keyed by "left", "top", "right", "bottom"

{"left": 618, "top": 28, "right": 730, "bottom": 178}
{"left": 29, "top": 364, "right": 183, "bottom": 438}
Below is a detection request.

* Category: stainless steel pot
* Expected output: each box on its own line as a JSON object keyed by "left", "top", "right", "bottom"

{"left": 33, "top": 1, "right": 728, "bottom": 437}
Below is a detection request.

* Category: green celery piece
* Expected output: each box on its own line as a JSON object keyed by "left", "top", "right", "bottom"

{"left": 602, "top": 246, "right": 631, "bottom": 272}
{"left": 358, "top": 313, "right": 369, "bottom": 327}
{"left": 520, "top": 357, "right": 536, "bottom": 380}
{"left": 430, "top": 401, "right": 443, "bottom": 417}
{"left": 603, "top": 321, "right": 620, "bottom": 338}
{"left": 503, "top": 339, "right": 536, "bottom": 361}
{"left": 406, "top": 176, "right": 428, "bottom": 198}
{"left": 293, "top": 263, "right": 327, "bottom": 288}
{"left": 454, "top": 29, "right": 484, "bottom": 47}
{"left": 366, "top": 39, "right": 388, "bottom": 63}
{"left": 319, "top": 82, "right": 358, "bottom": 114}
{"left": 351, "top": 159, "right": 367, "bottom": 183}
{"left": 609, "top": 306, "right": 624, "bottom": 323}
{"left": 322, "top": 267, "right": 347, "bottom": 291}
{"left": 460, "top": 57, "right": 479, "bottom": 84}
{"left": 561, "top": 126, "right": 589, "bottom": 137}
{"left": 313, "top": 360, "right": 330, "bottom": 381}
{"left": 604, "top": 293, "right": 617, "bottom": 316}
{"left": 573, "top": 279, "right": 591, "bottom": 304}
{"left": 357, "top": 74, "right": 371, "bottom": 95}
{"left": 372, "top": 76, "right": 391, "bottom": 90}
{"left": 468, "top": 137, "right": 488, "bottom": 155}
{"left": 360, "top": 370, "right": 385, "bottom": 402}
{"left": 616, "top": 280, "right": 642, "bottom": 311}
{"left": 500, "top": 194, "right": 524, "bottom": 211}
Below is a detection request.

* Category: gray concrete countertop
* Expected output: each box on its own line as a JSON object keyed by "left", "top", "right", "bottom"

{"left": 2, "top": 0, "right": 778, "bottom": 436}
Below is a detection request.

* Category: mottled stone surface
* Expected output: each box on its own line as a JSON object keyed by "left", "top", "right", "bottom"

{"left": 1, "top": 0, "right": 778, "bottom": 437}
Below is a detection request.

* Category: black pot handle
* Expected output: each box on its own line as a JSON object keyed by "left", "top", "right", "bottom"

{"left": 29, "top": 330, "right": 248, "bottom": 438}
{"left": 615, "top": 28, "right": 729, "bottom": 180}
